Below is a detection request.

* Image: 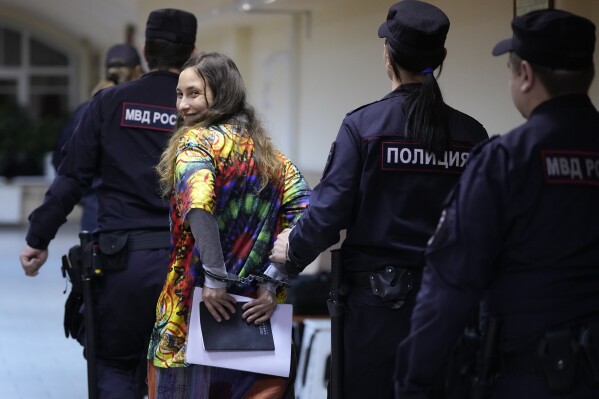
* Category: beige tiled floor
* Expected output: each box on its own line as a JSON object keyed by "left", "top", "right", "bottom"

{"left": 0, "top": 222, "right": 87, "bottom": 398}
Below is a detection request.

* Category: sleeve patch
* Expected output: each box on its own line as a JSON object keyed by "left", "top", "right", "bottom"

{"left": 542, "top": 150, "right": 599, "bottom": 186}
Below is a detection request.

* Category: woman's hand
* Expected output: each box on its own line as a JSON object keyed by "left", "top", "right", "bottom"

{"left": 242, "top": 286, "right": 277, "bottom": 325}
{"left": 202, "top": 287, "right": 236, "bottom": 322}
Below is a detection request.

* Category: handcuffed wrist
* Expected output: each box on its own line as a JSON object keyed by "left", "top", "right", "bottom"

{"left": 202, "top": 264, "right": 228, "bottom": 289}
{"left": 262, "top": 282, "right": 277, "bottom": 294}
{"left": 264, "top": 262, "right": 288, "bottom": 281}
{"left": 262, "top": 261, "right": 289, "bottom": 291}
{"left": 203, "top": 275, "right": 228, "bottom": 289}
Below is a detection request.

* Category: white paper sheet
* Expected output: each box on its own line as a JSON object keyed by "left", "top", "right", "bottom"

{"left": 185, "top": 287, "right": 293, "bottom": 377}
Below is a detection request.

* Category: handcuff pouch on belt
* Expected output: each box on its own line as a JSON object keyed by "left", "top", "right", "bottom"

{"left": 97, "top": 232, "right": 129, "bottom": 272}
{"left": 503, "top": 323, "right": 599, "bottom": 393}
{"left": 536, "top": 330, "right": 579, "bottom": 393}
{"left": 369, "top": 266, "right": 415, "bottom": 309}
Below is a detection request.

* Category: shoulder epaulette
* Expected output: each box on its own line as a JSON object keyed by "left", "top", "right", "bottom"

{"left": 469, "top": 134, "right": 501, "bottom": 156}
{"left": 345, "top": 98, "right": 383, "bottom": 116}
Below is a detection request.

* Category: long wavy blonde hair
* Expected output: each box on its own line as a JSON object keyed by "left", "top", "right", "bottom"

{"left": 156, "top": 52, "right": 282, "bottom": 197}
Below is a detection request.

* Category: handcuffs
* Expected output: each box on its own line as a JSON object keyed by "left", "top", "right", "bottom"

{"left": 203, "top": 268, "right": 290, "bottom": 288}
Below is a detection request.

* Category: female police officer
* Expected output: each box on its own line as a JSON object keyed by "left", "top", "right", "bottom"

{"left": 270, "top": 1, "right": 488, "bottom": 398}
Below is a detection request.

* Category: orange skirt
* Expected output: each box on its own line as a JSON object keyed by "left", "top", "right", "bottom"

{"left": 147, "top": 361, "right": 290, "bottom": 399}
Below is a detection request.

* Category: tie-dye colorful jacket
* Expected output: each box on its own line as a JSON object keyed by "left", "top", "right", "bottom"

{"left": 149, "top": 123, "right": 311, "bottom": 367}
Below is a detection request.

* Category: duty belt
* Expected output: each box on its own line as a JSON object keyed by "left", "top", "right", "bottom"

{"left": 127, "top": 231, "right": 170, "bottom": 250}
{"left": 500, "top": 321, "right": 599, "bottom": 394}
{"left": 345, "top": 266, "right": 421, "bottom": 309}
{"left": 346, "top": 266, "right": 420, "bottom": 288}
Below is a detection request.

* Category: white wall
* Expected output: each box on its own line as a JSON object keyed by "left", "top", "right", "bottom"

{"left": 190, "top": 1, "right": 391, "bottom": 173}
{"left": 437, "top": 0, "right": 524, "bottom": 137}
{"left": 247, "top": 17, "right": 298, "bottom": 161}
{"left": 297, "top": 1, "right": 388, "bottom": 171}
{"left": 441, "top": 0, "right": 599, "bottom": 136}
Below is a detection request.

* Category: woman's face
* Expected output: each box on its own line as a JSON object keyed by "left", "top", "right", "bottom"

{"left": 176, "top": 67, "right": 214, "bottom": 124}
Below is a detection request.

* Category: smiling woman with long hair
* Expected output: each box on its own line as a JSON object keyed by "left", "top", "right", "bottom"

{"left": 148, "top": 52, "right": 311, "bottom": 399}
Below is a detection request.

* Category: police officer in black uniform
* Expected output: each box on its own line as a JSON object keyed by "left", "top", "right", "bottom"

{"left": 396, "top": 8, "right": 599, "bottom": 399}
{"left": 52, "top": 43, "right": 144, "bottom": 232}
{"left": 269, "top": 1, "right": 488, "bottom": 398}
{"left": 19, "top": 9, "right": 197, "bottom": 399}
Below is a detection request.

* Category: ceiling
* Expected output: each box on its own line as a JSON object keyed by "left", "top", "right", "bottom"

{"left": 0, "top": 0, "right": 138, "bottom": 49}
{"left": 0, "top": 0, "right": 341, "bottom": 51}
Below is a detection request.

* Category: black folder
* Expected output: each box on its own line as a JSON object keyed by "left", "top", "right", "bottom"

{"left": 199, "top": 301, "right": 275, "bottom": 351}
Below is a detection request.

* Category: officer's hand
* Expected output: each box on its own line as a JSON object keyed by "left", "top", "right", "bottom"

{"left": 19, "top": 245, "right": 48, "bottom": 277}
{"left": 202, "top": 287, "right": 236, "bottom": 322}
{"left": 243, "top": 286, "right": 276, "bottom": 325}
{"left": 269, "top": 228, "right": 291, "bottom": 264}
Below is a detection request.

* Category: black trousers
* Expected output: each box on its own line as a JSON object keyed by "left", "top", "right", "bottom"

{"left": 342, "top": 278, "right": 421, "bottom": 399}
{"left": 94, "top": 247, "right": 169, "bottom": 399}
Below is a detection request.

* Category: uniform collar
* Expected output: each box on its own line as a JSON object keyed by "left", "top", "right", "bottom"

{"left": 382, "top": 82, "right": 422, "bottom": 100}
{"left": 530, "top": 94, "right": 593, "bottom": 118}
{"left": 140, "top": 70, "right": 179, "bottom": 80}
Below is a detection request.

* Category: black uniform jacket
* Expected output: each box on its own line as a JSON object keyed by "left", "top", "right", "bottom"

{"left": 27, "top": 71, "right": 178, "bottom": 249}
{"left": 287, "top": 83, "right": 489, "bottom": 273}
{"left": 397, "top": 94, "right": 599, "bottom": 397}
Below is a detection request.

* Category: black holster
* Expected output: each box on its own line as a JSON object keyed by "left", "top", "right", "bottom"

{"left": 62, "top": 245, "right": 83, "bottom": 295}
{"left": 470, "top": 317, "right": 501, "bottom": 399}
{"left": 440, "top": 307, "right": 482, "bottom": 399}
{"left": 61, "top": 238, "right": 101, "bottom": 344}
{"left": 369, "top": 266, "right": 417, "bottom": 309}
{"left": 61, "top": 245, "right": 85, "bottom": 344}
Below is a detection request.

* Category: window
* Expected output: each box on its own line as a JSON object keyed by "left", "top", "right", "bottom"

{"left": 30, "top": 75, "right": 69, "bottom": 118}
{"left": 0, "top": 23, "right": 76, "bottom": 176}
{"left": 0, "top": 78, "right": 17, "bottom": 106}
{"left": 0, "top": 27, "right": 21, "bottom": 66}
{"left": 30, "top": 37, "right": 69, "bottom": 67}
{"left": 0, "top": 24, "right": 73, "bottom": 120}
